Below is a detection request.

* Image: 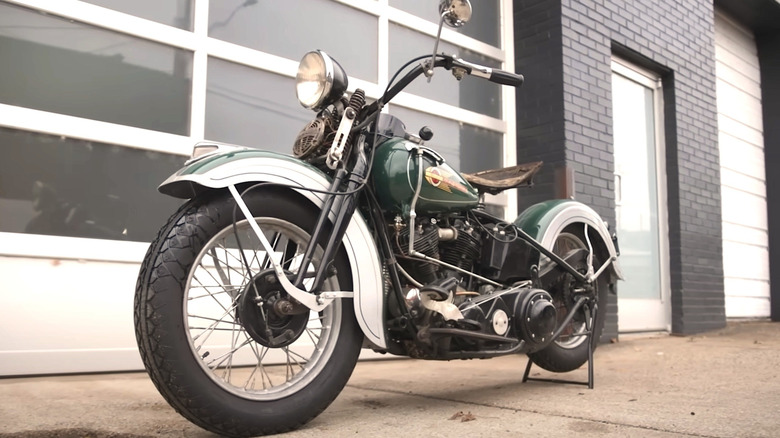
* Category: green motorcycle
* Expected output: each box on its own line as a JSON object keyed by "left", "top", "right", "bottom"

{"left": 134, "top": 0, "right": 622, "bottom": 436}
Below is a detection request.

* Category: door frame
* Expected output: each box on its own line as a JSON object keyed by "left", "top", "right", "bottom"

{"left": 612, "top": 57, "right": 672, "bottom": 333}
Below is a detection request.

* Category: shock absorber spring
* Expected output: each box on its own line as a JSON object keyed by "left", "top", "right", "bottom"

{"left": 343, "top": 88, "right": 366, "bottom": 157}
{"left": 348, "top": 88, "right": 366, "bottom": 112}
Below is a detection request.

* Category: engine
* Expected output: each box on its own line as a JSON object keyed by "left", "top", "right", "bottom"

{"left": 393, "top": 217, "right": 481, "bottom": 287}
{"left": 389, "top": 214, "right": 556, "bottom": 357}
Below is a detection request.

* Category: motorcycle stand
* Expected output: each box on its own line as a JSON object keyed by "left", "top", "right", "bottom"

{"left": 522, "top": 300, "right": 598, "bottom": 389}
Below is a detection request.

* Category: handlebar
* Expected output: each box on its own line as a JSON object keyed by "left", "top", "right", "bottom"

{"left": 362, "top": 54, "right": 524, "bottom": 120}
{"left": 450, "top": 55, "right": 524, "bottom": 87}
{"left": 488, "top": 69, "right": 524, "bottom": 87}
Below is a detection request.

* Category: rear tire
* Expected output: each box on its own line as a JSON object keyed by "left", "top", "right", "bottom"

{"left": 527, "top": 227, "right": 608, "bottom": 373}
{"left": 134, "top": 189, "right": 362, "bottom": 437}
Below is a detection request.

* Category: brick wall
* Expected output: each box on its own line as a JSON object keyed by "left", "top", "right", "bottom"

{"left": 514, "top": 0, "right": 726, "bottom": 335}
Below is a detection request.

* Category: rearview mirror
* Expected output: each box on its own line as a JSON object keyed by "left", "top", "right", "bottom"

{"left": 439, "top": 0, "right": 472, "bottom": 28}
{"left": 424, "top": 0, "right": 473, "bottom": 80}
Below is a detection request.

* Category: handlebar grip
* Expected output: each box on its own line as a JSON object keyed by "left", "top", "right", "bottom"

{"left": 489, "top": 69, "right": 524, "bottom": 87}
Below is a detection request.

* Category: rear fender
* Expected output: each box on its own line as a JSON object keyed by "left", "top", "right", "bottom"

{"left": 514, "top": 199, "right": 623, "bottom": 283}
{"left": 160, "top": 147, "right": 387, "bottom": 349}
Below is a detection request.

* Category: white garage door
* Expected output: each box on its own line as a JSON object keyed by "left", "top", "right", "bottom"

{"left": 715, "top": 11, "right": 770, "bottom": 317}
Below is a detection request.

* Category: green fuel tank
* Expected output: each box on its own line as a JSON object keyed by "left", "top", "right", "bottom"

{"left": 371, "top": 138, "right": 479, "bottom": 216}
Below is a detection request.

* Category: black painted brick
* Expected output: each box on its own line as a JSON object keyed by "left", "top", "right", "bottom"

{"left": 514, "top": 0, "right": 726, "bottom": 336}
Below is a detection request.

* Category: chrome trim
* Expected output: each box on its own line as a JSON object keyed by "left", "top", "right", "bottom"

{"left": 296, "top": 50, "right": 335, "bottom": 110}
{"left": 184, "top": 142, "right": 246, "bottom": 165}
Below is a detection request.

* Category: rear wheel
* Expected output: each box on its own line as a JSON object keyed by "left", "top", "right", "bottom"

{"left": 527, "top": 227, "right": 608, "bottom": 373}
{"left": 134, "top": 190, "right": 362, "bottom": 437}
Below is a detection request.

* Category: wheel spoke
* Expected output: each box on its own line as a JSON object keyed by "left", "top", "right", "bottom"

{"left": 205, "top": 337, "right": 253, "bottom": 369}
{"left": 216, "top": 241, "right": 250, "bottom": 279}
{"left": 188, "top": 287, "right": 241, "bottom": 300}
{"left": 190, "top": 302, "right": 239, "bottom": 346}
{"left": 192, "top": 269, "right": 236, "bottom": 315}
{"left": 183, "top": 216, "right": 344, "bottom": 401}
{"left": 283, "top": 346, "right": 306, "bottom": 381}
{"left": 304, "top": 327, "right": 321, "bottom": 345}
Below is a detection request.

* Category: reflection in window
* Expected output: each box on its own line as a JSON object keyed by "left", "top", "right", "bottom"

{"left": 209, "top": 0, "right": 377, "bottom": 81}
{"left": 390, "top": 24, "right": 501, "bottom": 118}
{"left": 206, "top": 58, "right": 312, "bottom": 153}
{"left": 0, "top": 128, "right": 185, "bottom": 242}
{"left": 389, "top": 106, "right": 502, "bottom": 174}
{"left": 0, "top": 3, "right": 192, "bottom": 135}
{"left": 81, "top": 0, "right": 194, "bottom": 30}
{"left": 390, "top": 0, "right": 501, "bottom": 47}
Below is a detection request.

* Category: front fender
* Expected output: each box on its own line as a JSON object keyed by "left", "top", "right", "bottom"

{"left": 515, "top": 199, "right": 623, "bottom": 282}
{"left": 160, "top": 148, "right": 387, "bottom": 349}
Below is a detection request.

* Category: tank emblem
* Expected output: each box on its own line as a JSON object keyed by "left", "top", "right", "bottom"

{"left": 425, "top": 166, "right": 467, "bottom": 194}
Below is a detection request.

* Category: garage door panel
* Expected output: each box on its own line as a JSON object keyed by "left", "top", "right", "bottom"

{"left": 722, "top": 240, "right": 770, "bottom": 280}
{"left": 721, "top": 186, "right": 767, "bottom": 230}
{"left": 722, "top": 222, "right": 768, "bottom": 248}
{"left": 720, "top": 168, "right": 766, "bottom": 198}
{"left": 715, "top": 10, "right": 769, "bottom": 320}
{"left": 714, "top": 47, "right": 761, "bottom": 85}
{"left": 725, "top": 296, "right": 771, "bottom": 318}
{"left": 715, "top": 14, "right": 761, "bottom": 82}
{"left": 724, "top": 277, "right": 771, "bottom": 299}
{"left": 715, "top": 60, "right": 761, "bottom": 100}
{"left": 714, "top": 18, "right": 758, "bottom": 58}
{"left": 719, "top": 132, "right": 765, "bottom": 173}
{"left": 717, "top": 114, "right": 763, "bottom": 148}
{"left": 716, "top": 79, "right": 764, "bottom": 130}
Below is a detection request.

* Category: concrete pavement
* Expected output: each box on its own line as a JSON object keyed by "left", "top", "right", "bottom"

{"left": 1, "top": 321, "right": 778, "bottom": 437}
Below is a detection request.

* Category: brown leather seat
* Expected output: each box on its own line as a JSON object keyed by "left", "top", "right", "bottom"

{"left": 462, "top": 161, "right": 543, "bottom": 195}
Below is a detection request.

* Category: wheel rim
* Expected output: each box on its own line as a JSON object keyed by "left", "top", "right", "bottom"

{"left": 548, "top": 232, "right": 591, "bottom": 350}
{"left": 183, "top": 217, "right": 342, "bottom": 401}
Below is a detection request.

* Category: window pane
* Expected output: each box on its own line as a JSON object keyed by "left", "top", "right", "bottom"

{"left": 390, "top": 0, "right": 500, "bottom": 47}
{"left": 0, "top": 128, "right": 185, "bottom": 242}
{"left": 82, "top": 0, "right": 194, "bottom": 30}
{"left": 0, "top": 3, "right": 192, "bottom": 135}
{"left": 388, "top": 106, "right": 502, "bottom": 174}
{"left": 206, "top": 58, "right": 312, "bottom": 153}
{"left": 209, "top": 0, "right": 377, "bottom": 82}
{"left": 390, "top": 24, "right": 501, "bottom": 118}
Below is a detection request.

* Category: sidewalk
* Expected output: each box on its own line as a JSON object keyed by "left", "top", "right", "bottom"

{"left": 1, "top": 321, "right": 778, "bottom": 437}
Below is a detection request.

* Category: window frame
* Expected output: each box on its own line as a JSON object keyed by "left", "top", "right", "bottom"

{"left": 611, "top": 57, "right": 672, "bottom": 333}
{"left": 0, "top": 0, "right": 517, "bottom": 261}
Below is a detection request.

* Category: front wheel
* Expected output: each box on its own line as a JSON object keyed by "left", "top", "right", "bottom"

{"left": 527, "top": 227, "right": 609, "bottom": 373}
{"left": 134, "top": 189, "right": 363, "bottom": 437}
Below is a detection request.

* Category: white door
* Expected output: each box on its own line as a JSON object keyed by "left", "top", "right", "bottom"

{"left": 612, "top": 59, "right": 671, "bottom": 332}
{"left": 715, "top": 11, "right": 770, "bottom": 317}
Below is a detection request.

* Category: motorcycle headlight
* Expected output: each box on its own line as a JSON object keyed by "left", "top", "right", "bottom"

{"left": 295, "top": 50, "right": 348, "bottom": 111}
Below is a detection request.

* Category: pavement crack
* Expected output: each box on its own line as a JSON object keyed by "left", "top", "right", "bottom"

{"left": 346, "top": 383, "right": 724, "bottom": 438}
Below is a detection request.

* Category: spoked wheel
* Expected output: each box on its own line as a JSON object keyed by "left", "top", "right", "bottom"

{"left": 528, "top": 227, "right": 608, "bottom": 373}
{"left": 134, "top": 190, "right": 362, "bottom": 437}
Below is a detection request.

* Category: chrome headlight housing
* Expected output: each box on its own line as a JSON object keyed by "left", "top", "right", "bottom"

{"left": 295, "top": 50, "right": 348, "bottom": 111}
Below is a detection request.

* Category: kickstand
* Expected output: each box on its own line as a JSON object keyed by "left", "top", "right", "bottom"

{"left": 522, "top": 301, "right": 598, "bottom": 389}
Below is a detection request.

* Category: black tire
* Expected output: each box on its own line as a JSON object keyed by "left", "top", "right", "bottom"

{"left": 527, "top": 227, "right": 609, "bottom": 373}
{"left": 134, "top": 189, "right": 363, "bottom": 437}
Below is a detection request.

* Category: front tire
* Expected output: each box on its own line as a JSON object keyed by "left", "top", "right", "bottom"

{"left": 527, "top": 227, "right": 609, "bottom": 373}
{"left": 134, "top": 189, "right": 363, "bottom": 437}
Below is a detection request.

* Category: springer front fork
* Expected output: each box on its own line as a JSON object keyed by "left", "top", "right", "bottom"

{"left": 227, "top": 139, "right": 370, "bottom": 312}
